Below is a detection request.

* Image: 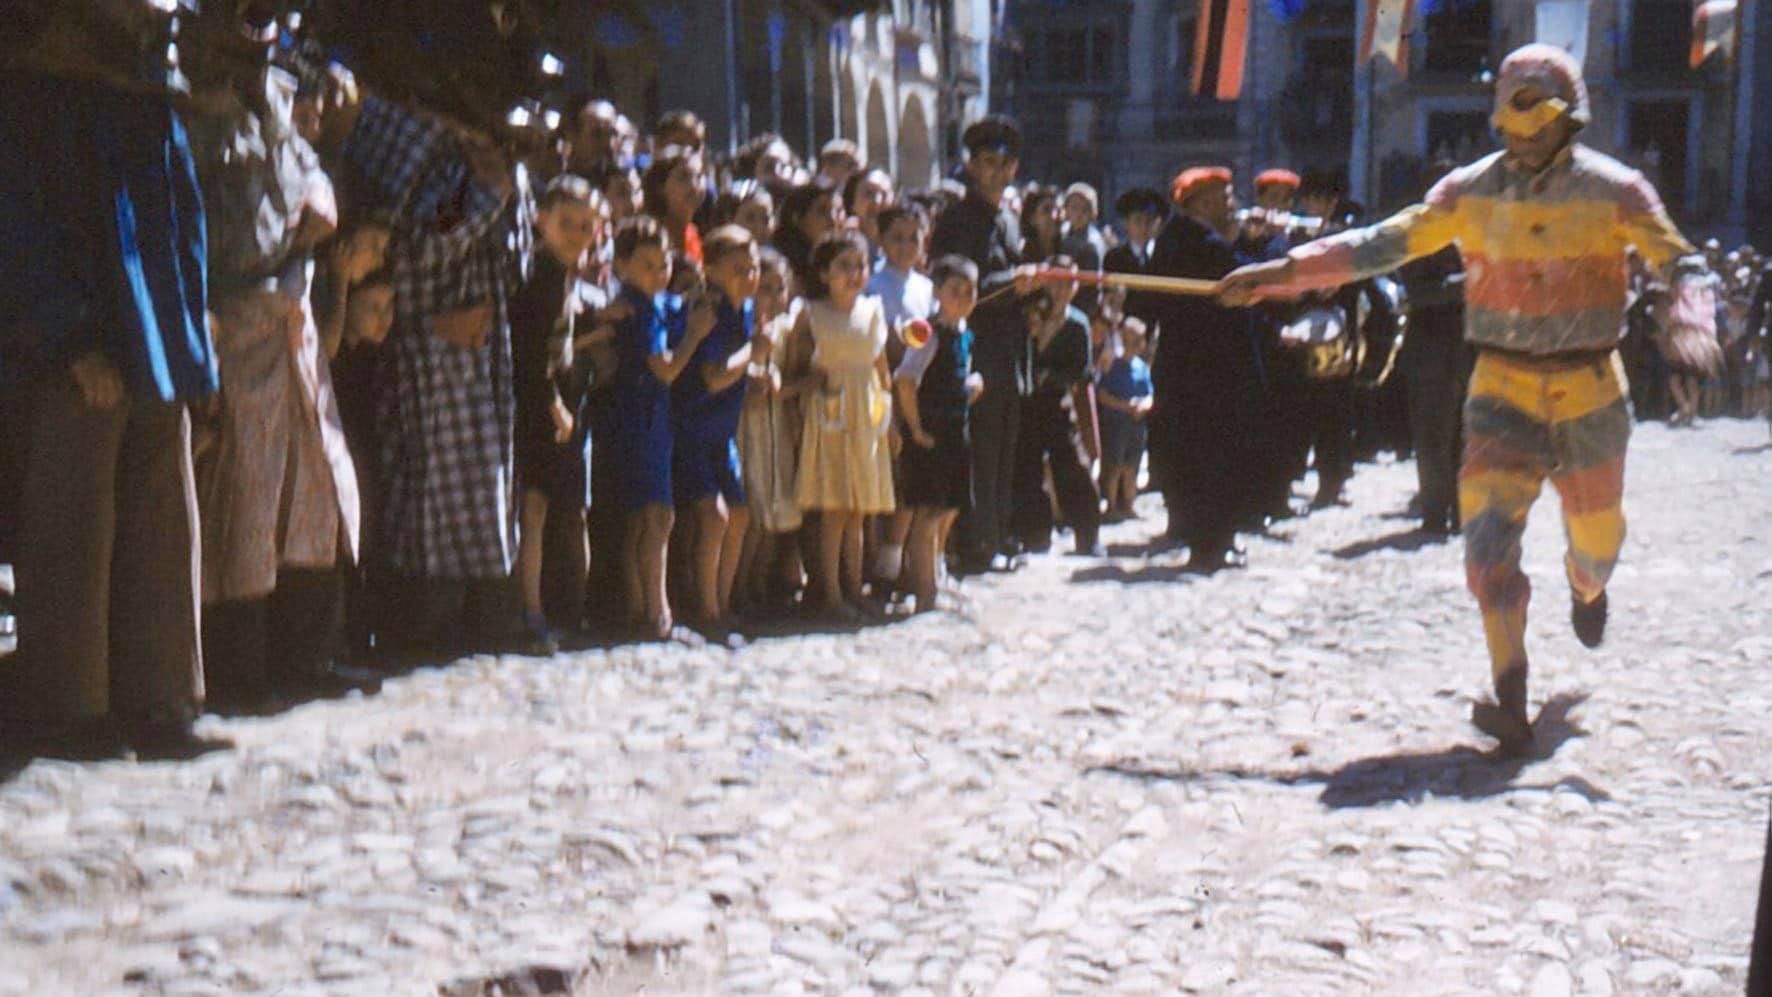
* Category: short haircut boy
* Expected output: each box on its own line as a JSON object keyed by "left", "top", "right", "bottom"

{"left": 701, "top": 224, "right": 758, "bottom": 268}
{"left": 613, "top": 215, "right": 670, "bottom": 260}
{"left": 538, "top": 173, "right": 602, "bottom": 214}
{"left": 930, "top": 254, "right": 979, "bottom": 289}
{"left": 876, "top": 204, "right": 928, "bottom": 239}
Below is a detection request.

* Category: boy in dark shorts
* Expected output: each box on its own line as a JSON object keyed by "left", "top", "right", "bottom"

{"left": 895, "top": 256, "right": 985, "bottom": 612}
{"left": 511, "top": 176, "right": 606, "bottom": 654}
{"left": 1096, "top": 316, "right": 1154, "bottom": 521}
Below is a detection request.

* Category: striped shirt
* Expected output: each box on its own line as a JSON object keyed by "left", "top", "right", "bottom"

{"left": 1285, "top": 145, "right": 1714, "bottom": 356}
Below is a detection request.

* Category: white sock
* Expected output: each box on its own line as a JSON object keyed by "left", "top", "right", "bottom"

{"left": 876, "top": 544, "right": 904, "bottom": 582}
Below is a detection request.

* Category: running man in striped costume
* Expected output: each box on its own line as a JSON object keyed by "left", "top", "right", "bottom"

{"left": 1219, "top": 45, "right": 1723, "bottom": 754}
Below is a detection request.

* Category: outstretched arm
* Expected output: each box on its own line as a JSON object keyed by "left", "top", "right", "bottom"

{"left": 1220, "top": 185, "right": 1464, "bottom": 305}
{"left": 1616, "top": 174, "right": 1724, "bottom": 374}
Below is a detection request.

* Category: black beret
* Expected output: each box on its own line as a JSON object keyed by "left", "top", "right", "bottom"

{"left": 1113, "top": 186, "right": 1169, "bottom": 219}
{"left": 963, "top": 115, "right": 1022, "bottom": 158}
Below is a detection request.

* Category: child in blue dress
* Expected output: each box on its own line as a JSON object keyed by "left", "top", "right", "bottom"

{"left": 673, "top": 226, "right": 760, "bottom": 631}
{"left": 611, "top": 217, "right": 712, "bottom": 638}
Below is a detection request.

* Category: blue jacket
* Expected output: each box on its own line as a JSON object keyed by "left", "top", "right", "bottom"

{"left": 0, "top": 74, "right": 216, "bottom": 400}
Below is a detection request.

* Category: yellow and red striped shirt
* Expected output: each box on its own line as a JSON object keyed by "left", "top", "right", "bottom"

{"left": 1285, "top": 145, "right": 1714, "bottom": 355}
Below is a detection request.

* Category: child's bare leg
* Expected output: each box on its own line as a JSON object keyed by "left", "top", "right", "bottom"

{"left": 815, "top": 512, "right": 845, "bottom": 609}
{"left": 718, "top": 504, "right": 750, "bottom": 619}
{"left": 879, "top": 509, "right": 914, "bottom": 588}
{"left": 622, "top": 512, "right": 646, "bottom": 623}
{"left": 1117, "top": 466, "right": 1138, "bottom": 512}
{"left": 639, "top": 504, "right": 675, "bottom": 635}
{"left": 840, "top": 512, "right": 866, "bottom": 605}
{"left": 906, "top": 508, "right": 940, "bottom": 610}
{"left": 937, "top": 510, "right": 960, "bottom": 577}
{"left": 518, "top": 490, "right": 549, "bottom": 620}
{"left": 733, "top": 518, "right": 762, "bottom": 611}
{"left": 689, "top": 497, "right": 726, "bottom": 624}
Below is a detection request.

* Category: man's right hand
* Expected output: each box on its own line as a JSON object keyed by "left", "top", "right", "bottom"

{"left": 317, "top": 65, "right": 363, "bottom": 149}
{"left": 1216, "top": 258, "right": 1298, "bottom": 307}
{"left": 70, "top": 352, "right": 123, "bottom": 410}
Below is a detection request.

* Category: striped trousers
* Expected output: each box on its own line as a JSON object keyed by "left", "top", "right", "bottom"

{"left": 1459, "top": 350, "right": 1630, "bottom": 692}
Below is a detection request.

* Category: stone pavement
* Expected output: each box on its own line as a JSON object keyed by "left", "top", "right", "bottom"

{"left": 2, "top": 419, "right": 1769, "bottom": 996}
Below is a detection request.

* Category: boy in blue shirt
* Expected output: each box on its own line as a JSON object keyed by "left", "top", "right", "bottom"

{"left": 674, "top": 226, "right": 760, "bottom": 633}
{"left": 611, "top": 217, "right": 711, "bottom": 639}
{"left": 1097, "top": 316, "right": 1154, "bottom": 522}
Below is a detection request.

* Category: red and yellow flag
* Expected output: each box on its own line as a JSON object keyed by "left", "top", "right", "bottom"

{"left": 1191, "top": 0, "right": 1251, "bottom": 101}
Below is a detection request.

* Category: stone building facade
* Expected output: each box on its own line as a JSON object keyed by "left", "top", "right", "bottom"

{"left": 999, "top": 0, "right": 1761, "bottom": 239}
{"left": 573, "top": 0, "right": 991, "bottom": 188}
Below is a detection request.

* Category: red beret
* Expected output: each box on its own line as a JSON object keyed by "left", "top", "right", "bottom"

{"left": 1170, "top": 167, "right": 1233, "bottom": 206}
{"left": 1255, "top": 169, "right": 1301, "bottom": 191}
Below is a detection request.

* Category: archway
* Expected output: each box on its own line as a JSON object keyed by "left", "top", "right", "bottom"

{"left": 898, "top": 94, "right": 934, "bottom": 189}
{"left": 865, "top": 79, "right": 891, "bottom": 170}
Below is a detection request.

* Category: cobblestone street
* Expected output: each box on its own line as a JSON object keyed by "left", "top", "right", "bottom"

{"left": 2, "top": 420, "right": 1768, "bottom": 996}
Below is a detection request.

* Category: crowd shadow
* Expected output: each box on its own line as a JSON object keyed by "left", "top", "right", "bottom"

{"left": 1084, "top": 692, "right": 1601, "bottom": 810}
{"left": 1, "top": 729, "right": 233, "bottom": 780}
{"left": 1070, "top": 562, "right": 1201, "bottom": 586}
{"left": 0, "top": 598, "right": 931, "bottom": 778}
{"left": 1731, "top": 443, "right": 1772, "bottom": 456}
{"left": 1332, "top": 526, "right": 1453, "bottom": 560}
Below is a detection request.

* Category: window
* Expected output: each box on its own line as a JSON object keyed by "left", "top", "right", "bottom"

{"left": 1628, "top": 100, "right": 1690, "bottom": 216}
{"left": 1169, "top": 14, "right": 1196, "bottom": 78}
{"left": 1426, "top": 111, "right": 1492, "bottom": 162}
{"left": 1422, "top": 0, "right": 1492, "bottom": 76}
{"left": 1628, "top": 0, "right": 1693, "bottom": 73}
{"left": 1024, "top": 21, "right": 1120, "bottom": 87}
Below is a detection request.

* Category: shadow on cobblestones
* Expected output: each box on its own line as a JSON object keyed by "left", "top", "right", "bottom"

{"left": 1068, "top": 563, "right": 1202, "bottom": 585}
{"left": 1086, "top": 693, "right": 1607, "bottom": 810}
{"left": 1331, "top": 526, "right": 1454, "bottom": 560}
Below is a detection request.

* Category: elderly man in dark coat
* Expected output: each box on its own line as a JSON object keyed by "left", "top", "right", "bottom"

{"left": 1144, "top": 167, "right": 1262, "bottom": 573}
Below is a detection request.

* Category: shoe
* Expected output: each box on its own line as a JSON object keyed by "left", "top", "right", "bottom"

{"left": 1422, "top": 513, "right": 1452, "bottom": 536}
{"left": 1470, "top": 700, "right": 1535, "bottom": 757}
{"left": 520, "top": 611, "right": 560, "bottom": 656}
{"left": 1184, "top": 545, "right": 1246, "bottom": 575}
{"left": 274, "top": 663, "right": 385, "bottom": 703}
{"left": 1571, "top": 590, "right": 1607, "bottom": 649}
{"left": 1309, "top": 489, "right": 1346, "bottom": 511}
{"left": 1070, "top": 541, "right": 1105, "bottom": 558}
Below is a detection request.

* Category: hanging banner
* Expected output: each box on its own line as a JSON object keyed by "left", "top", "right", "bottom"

{"left": 1191, "top": 0, "right": 1251, "bottom": 101}
{"left": 1359, "top": 0, "right": 1416, "bottom": 75}
{"left": 1690, "top": 0, "right": 1739, "bottom": 67}
{"left": 1533, "top": 0, "right": 1589, "bottom": 67}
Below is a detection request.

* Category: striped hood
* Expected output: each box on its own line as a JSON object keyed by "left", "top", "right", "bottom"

{"left": 1495, "top": 43, "right": 1590, "bottom": 128}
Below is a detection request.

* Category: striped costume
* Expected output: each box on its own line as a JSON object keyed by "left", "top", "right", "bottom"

{"left": 1281, "top": 142, "right": 1714, "bottom": 698}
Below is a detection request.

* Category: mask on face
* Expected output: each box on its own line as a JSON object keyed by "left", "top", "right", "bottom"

{"left": 1491, "top": 96, "right": 1569, "bottom": 140}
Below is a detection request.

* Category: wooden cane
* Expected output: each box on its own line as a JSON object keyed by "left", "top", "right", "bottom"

{"left": 975, "top": 267, "right": 1221, "bottom": 307}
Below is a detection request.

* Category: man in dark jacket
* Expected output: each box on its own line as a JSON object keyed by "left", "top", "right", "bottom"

{"left": 1, "top": 0, "right": 218, "bottom": 751}
{"left": 1398, "top": 243, "right": 1470, "bottom": 534}
{"left": 1145, "top": 167, "right": 1261, "bottom": 573}
{"left": 929, "top": 116, "right": 1031, "bottom": 573}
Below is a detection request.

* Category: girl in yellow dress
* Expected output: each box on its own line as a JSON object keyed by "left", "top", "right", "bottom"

{"left": 785, "top": 232, "right": 897, "bottom": 617}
